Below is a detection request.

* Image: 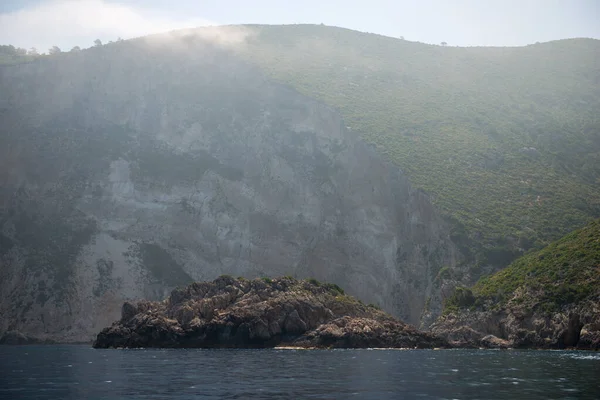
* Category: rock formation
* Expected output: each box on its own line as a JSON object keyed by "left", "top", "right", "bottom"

{"left": 93, "top": 276, "right": 448, "bottom": 349}
{"left": 431, "top": 302, "right": 600, "bottom": 350}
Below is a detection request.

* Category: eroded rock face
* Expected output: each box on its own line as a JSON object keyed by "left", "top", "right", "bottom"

{"left": 431, "top": 299, "right": 600, "bottom": 349}
{"left": 578, "top": 322, "right": 600, "bottom": 350}
{"left": 93, "top": 277, "right": 448, "bottom": 349}
{"left": 0, "top": 34, "right": 460, "bottom": 342}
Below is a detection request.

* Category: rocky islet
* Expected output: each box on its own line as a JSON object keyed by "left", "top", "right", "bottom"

{"left": 93, "top": 276, "right": 448, "bottom": 349}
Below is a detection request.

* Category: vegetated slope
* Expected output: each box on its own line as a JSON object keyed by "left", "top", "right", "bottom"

{"left": 433, "top": 219, "right": 600, "bottom": 349}
{"left": 472, "top": 218, "right": 600, "bottom": 312}
{"left": 234, "top": 24, "right": 600, "bottom": 260}
{"left": 93, "top": 276, "right": 448, "bottom": 349}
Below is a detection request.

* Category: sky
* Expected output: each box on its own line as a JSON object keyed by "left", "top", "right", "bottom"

{"left": 0, "top": 0, "right": 599, "bottom": 52}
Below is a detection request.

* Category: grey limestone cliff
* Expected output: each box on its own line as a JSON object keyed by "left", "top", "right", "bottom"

{"left": 0, "top": 31, "right": 461, "bottom": 342}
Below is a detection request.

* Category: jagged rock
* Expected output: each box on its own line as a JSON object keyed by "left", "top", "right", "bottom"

{"left": 578, "top": 325, "right": 600, "bottom": 350}
{"left": 434, "top": 325, "right": 486, "bottom": 348}
{"left": 283, "top": 310, "right": 308, "bottom": 334}
{"left": 93, "top": 277, "right": 449, "bottom": 349}
{"left": 120, "top": 302, "right": 138, "bottom": 323}
{"left": 431, "top": 305, "right": 599, "bottom": 349}
{"left": 295, "top": 316, "right": 445, "bottom": 349}
{"left": 480, "top": 335, "right": 510, "bottom": 349}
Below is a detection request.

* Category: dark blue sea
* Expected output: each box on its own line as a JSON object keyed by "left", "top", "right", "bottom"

{"left": 1, "top": 345, "right": 599, "bottom": 399}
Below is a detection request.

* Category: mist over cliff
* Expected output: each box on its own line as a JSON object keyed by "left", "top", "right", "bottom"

{"left": 4, "top": 23, "right": 597, "bottom": 342}
{"left": 0, "top": 30, "right": 461, "bottom": 341}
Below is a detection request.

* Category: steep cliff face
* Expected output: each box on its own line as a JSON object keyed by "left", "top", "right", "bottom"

{"left": 0, "top": 34, "right": 460, "bottom": 342}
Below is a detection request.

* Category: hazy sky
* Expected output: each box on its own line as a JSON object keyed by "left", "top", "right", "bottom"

{"left": 1, "top": 0, "right": 599, "bottom": 52}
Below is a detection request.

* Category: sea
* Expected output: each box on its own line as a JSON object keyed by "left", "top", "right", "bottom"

{"left": 0, "top": 345, "right": 598, "bottom": 399}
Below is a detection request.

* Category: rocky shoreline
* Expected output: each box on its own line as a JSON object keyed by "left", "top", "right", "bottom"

{"left": 93, "top": 276, "right": 448, "bottom": 349}
{"left": 431, "top": 220, "right": 600, "bottom": 351}
{"left": 0, "top": 330, "right": 57, "bottom": 345}
{"left": 431, "top": 304, "right": 600, "bottom": 350}
{"left": 8, "top": 274, "right": 599, "bottom": 351}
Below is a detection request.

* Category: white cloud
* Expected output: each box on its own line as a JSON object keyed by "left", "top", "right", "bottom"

{"left": 0, "top": 0, "right": 214, "bottom": 52}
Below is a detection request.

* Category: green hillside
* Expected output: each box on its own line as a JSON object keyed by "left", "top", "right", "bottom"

{"left": 4, "top": 25, "right": 600, "bottom": 266}
{"left": 234, "top": 25, "right": 600, "bottom": 260}
{"left": 449, "top": 219, "right": 600, "bottom": 313}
